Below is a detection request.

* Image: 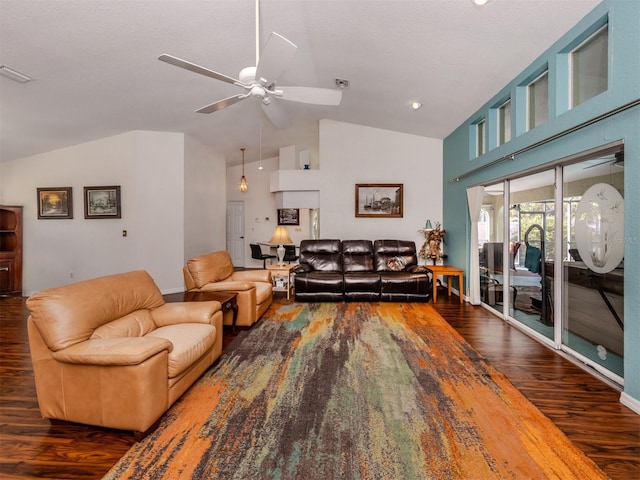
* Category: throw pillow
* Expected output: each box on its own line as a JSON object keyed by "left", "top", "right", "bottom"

{"left": 387, "top": 256, "right": 406, "bottom": 271}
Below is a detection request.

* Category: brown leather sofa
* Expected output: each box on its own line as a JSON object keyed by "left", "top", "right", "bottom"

{"left": 294, "top": 239, "right": 431, "bottom": 302}
{"left": 26, "top": 270, "right": 223, "bottom": 433}
{"left": 183, "top": 250, "right": 273, "bottom": 327}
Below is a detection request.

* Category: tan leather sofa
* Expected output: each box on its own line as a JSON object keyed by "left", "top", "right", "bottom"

{"left": 26, "top": 270, "right": 223, "bottom": 433}
{"left": 184, "top": 250, "right": 273, "bottom": 327}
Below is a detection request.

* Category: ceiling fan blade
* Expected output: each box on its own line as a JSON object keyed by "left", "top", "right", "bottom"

{"left": 261, "top": 101, "right": 290, "bottom": 129}
{"left": 583, "top": 159, "right": 613, "bottom": 169}
{"left": 159, "top": 54, "right": 240, "bottom": 85}
{"left": 582, "top": 153, "right": 623, "bottom": 169}
{"left": 196, "top": 94, "right": 247, "bottom": 114}
{"left": 278, "top": 86, "right": 343, "bottom": 105}
{"left": 255, "top": 33, "right": 297, "bottom": 85}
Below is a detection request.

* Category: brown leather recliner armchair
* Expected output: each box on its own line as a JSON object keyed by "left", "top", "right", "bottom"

{"left": 26, "top": 270, "right": 223, "bottom": 433}
{"left": 183, "top": 250, "right": 273, "bottom": 327}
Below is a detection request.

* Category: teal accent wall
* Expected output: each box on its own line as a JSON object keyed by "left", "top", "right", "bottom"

{"left": 442, "top": 0, "right": 640, "bottom": 404}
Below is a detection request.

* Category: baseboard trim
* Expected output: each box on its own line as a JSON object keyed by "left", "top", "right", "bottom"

{"left": 620, "top": 392, "right": 640, "bottom": 415}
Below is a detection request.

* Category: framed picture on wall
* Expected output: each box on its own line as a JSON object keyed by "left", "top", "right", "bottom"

{"left": 37, "top": 187, "right": 73, "bottom": 219}
{"left": 278, "top": 208, "right": 299, "bottom": 225}
{"left": 84, "top": 186, "right": 121, "bottom": 219}
{"left": 355, "top": 183, "right": 403, "bottom": 218}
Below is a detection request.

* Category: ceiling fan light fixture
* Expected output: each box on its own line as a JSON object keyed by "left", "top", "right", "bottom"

{"left": 239, "top": 148, "right": 248, "bottom": 192}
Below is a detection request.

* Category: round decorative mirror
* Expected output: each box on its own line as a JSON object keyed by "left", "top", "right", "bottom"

{"left": 575, "top": 183, "right": 624, "bottom": 274}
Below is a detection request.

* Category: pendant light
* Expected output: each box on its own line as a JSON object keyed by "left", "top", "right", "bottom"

{"left": 239, "top": 147, "right": 248, "bottom": 192}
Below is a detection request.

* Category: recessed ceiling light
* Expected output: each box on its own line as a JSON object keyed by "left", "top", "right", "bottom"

{"left": 410, "top": 102, "right": 423, "bottom": 111}
{"left": 471, "top": 0, "right": 489, "bottom": 5}
{"left": 0, "top": 65, "right": 33, "bottom": 83}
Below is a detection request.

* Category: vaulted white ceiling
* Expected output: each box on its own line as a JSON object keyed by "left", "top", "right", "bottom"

{"left": 0, "top": 0, "right": 600, "bottom": 166}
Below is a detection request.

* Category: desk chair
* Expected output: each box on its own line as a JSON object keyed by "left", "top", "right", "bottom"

{"left": 250, "top": 243, "right": 276, "bottom": 269}
{"left": 283, "top": 245, "right": 299, "bottom": 263}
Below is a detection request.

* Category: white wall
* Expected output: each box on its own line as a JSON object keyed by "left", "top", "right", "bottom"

{"left": 184, "top": 135, "right": 227, "bottom": 261}
{"left": 226, "top": 155, "right": 315, "bottom": 268}
{"left": 1, "top": 131, "right": 185, "bottom": 295}
{"left": 318, "top": 120, "right": 443, "bottom": 249}
{"left": 228, "top": 155, "right": 279, "bottom": 268}
{"left": 223, "top": 120, "right": 443, "bottom": 266}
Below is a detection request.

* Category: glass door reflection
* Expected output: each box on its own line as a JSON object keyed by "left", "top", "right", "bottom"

{"left": 561, "top": 157, "right": 624, "bottom": 379}
{"left": 508, "top": 171, "right": 555, "bottom": 340}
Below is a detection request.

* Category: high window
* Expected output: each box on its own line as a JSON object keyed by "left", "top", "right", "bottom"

{"left": 498, "top": 99, "right": 511, "bottom": 146}
{"left": 476, "top": 118, "right": 486, "bottom": 157}
{"left": 527, "top": 71, "right": 548, "bottom": 131}
{"left": 571, "top": 24, "right": 608, "bottom": 108}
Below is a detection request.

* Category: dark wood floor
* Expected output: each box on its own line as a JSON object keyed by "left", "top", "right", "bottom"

{"left": 1, "top": 292, "right": 638, "bottom": 479}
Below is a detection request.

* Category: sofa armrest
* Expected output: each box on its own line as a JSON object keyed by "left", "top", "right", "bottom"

{"left": 230, "top": 270, "right": 272, "bottom": 283}
{"left": 199, "top": 280, "right": 255, "bottom": 292}
{"left": 293, "top": 264, "right": 312, "bottom": 274}
{"left": 183, "top": 266, "right": 197, "bottom": 291}
{"left": 151, "top": 301, "right": 222, "bottom": 327}
{"left": 51, "top": 337, "right": 172, "bottom": 366}
{"left": 407, "top": 265, "right": 429, "bottom": 273}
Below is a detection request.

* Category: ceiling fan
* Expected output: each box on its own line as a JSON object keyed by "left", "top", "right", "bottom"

{"left": 583, "top": 151, "right": 624, "bottom": 169}
{"left": 158, "top": 0, "right": 342, "bottom": 129}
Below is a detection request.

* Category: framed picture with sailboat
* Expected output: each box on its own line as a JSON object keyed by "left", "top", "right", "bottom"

{"left": 355, "top": 184, "right": 403, "bottom": 218}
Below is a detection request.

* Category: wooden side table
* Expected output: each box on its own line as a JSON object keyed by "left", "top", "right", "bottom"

{"left": 267, "top": 263, "right": 295, "bottom": 299}
{"left": 426, "top": 265, "right": 464, "bottom": 304}
{"left": 180, "top": 291, "right": 239, "bottom": 333}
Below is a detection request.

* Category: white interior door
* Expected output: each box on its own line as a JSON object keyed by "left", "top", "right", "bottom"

{"left": 226, "top": 201, "right": 245, "bottom": 266}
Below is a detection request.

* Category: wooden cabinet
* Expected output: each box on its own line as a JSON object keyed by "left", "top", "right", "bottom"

{"left": 0, "top": 206, "right": 23, "bottom": 296}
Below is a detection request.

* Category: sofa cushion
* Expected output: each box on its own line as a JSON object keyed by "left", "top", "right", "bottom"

{"left": 343, "top": 272, "right": 381, "bottom": 291}
{"left": 90, "top": 310, "right": 156, "bottom": 339}
{"left": 295, "top": 271, "right": 344, "bottom": 293}
{"left": 342, "top": 240, "right": 374, "bottom": 272}
{"left": 146, "top": 323, "right": 217, "bottom": 379}
{"left": 26, "top": 271, "right": 165, "bottom": 351}
{"left": 298, "top": 239, "right": 343, "bottom": 272}
{"left": 374, "top": 240, "right": 418, "bottom": 272}
{"left": 255, "top": 281, "right": 273, "bottom": 305}
{"left": 187, "top": 251, "right": 234, "bottom": 288}
{"left": 380, "top": 272, "right": 430, "bottom": 294}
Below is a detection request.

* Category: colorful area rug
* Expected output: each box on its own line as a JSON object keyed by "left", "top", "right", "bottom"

{"left": 104, "top": 302, "right": 605, "bottom": 479}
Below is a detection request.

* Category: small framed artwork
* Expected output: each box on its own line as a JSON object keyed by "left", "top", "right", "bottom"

{"left": 84, "top": 186, "right": 121, "bottom": 219}
{"left": 278, "top": 208, "right": 299, "bottom": 226}
{"left": 37, "top": 187, "right": 73, "bottom": 219}
{"left": 355, "top": 183, "right": 403, "bottom": 218}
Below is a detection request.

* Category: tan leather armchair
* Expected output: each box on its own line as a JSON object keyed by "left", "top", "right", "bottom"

{"left": 184, "top": 250, "right": 273, "bottom": 327}
{"left": 26, "top": 270, "right": 223, "bottom": 433}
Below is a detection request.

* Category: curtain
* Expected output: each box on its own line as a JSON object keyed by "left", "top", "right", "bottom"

{"left": 467, "top": 186, "right": 484, "bottom": 305}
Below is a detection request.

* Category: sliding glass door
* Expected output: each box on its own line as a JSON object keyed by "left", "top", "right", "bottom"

{"left": 475, "top": 146, "right": 624, "bottom": 383}
{"left": 561, "top": 158, "right": 624, "bottom": 380}
{"left": 508, "top": 171, "right": 555, "bottom": 341}
{"left": 479, "top": 183, "right": 505, "bottom": 314}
